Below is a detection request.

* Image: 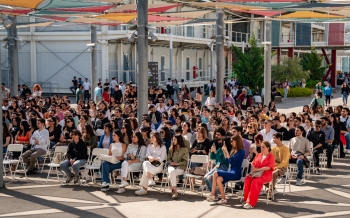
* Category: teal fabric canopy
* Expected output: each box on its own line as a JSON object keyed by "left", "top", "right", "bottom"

{"left": 40, "top": 0, "right": 107, "bottom": 9}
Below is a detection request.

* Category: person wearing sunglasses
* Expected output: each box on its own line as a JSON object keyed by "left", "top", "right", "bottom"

{"left": 258, "top": 120, "right": 276, "bottom": 143}
{"left": 306, "top": 120, "right": 325, "bottom": 175}
{"left": 242, "top": 122, "right": 258, "bottom": 143}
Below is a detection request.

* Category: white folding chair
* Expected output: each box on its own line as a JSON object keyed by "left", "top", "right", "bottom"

{"left": 224, "top": 159, "right": 250, "bottom": 200}
{"left": 282, "top": 166, "right": 292, "bottom": 196}
{"left": 46, "top": 146, "right": 68, "bottom": 183}
{"left": 264, "top": 181, "right": 274, "bottom": 205}
{"left": 3, "top": 144, "right": 24, "bottom": 181}
{"left": 38, "top": 140, "right": 51, "bottom": 173}
{"left": 78, "top": 148, "right": 91, "bottom": 186}
{"left": 85, "top": 148, "right": 109, "bottom": 183}
{"left": 333, "top": 144, "right": 340, "bottom": 159}
{"left": 181, "top": 155, "right": 209, "bottom": 197}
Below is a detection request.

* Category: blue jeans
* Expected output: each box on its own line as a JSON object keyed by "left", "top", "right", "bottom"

{"left": 204, "top": 164, "right": 229, "bottom": 194}
{"left": 345, "top": 132, "right": 350, "bottom": 150}
{"left": 289, "top": 159, "right": 304, "bottom": 179}
{"left": 284, "top": 88, "right": 288, "bottom": 99}
{"left": 60, "top": 159, "right": 87, "bottom": 178}
{"left": 343, "top": 93, "right": 348, "bottom": 105}
{"left": 70, "top": 86, "right": 77, "bottom": 94}
{"left": 100, "top": 161, "right": 122, "bottom": 184}
{"left": 50, "top": 141, "right": 56, "bottom": 149}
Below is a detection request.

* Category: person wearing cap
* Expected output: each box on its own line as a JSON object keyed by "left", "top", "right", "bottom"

{"left": 149, "top": 104, "right": 162, "bottom": 129}
{"left": 21, "top": 84, "right": 32, "bottom": 99}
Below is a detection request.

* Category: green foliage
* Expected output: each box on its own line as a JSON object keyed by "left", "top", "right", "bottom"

{"left": 305, "top": 80, "right": 320, "bottom": 88}
{"left": 272, "top": 56, "right": 310, "bottom": 82}
{"left": 277, "top": 87, "right": 313, "bottom": 97}
{"left": 300, "top": 47, "right": 329, "bottom": 80}
{"left": 232, "top": 33, "right": 264, "bottom": 89}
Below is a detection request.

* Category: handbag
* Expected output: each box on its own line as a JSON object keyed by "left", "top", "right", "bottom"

{"left": 53, "top": 152, "right": 67, "bottom": 164}
{"left": 96, "top": 154, "right": 118, "bottom": 164}
{"left": 190, "top": 166, "right": 206, "bottom": 176}
{"left": 146, "top": 157, "right": 161, "bottom": 167}
{"left": 250, "top": 171, "right": 263, "bottom": 178}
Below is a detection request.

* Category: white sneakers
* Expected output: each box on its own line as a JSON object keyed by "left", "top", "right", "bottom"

{"left": 116, "top": 188, "right": 126, "bottom": 194}
{"left": 204, "top": 193, "right": 215, "bottom": 201}
{"left": 296, "top": 178, "right": 302, "bottom": 186}
{"left": 135, "top": 189, "right": 147, "bottom": 196}
{"left": 148, "top": 179, "right": 156, "bottom": 187}
{"left": 101, "top": 182, "right": 110, "bottom": 192}
{"left": 119, "top": 180, "right": 129, "bottom": 188}
{"left": 243, "top": 203, "right": 254, "bottom": 209}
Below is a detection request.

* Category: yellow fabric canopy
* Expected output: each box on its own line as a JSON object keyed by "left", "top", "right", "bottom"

{"left": 278, "top": 11, "right": 345, "bottom": 19}
{"left": 149, "top": 20, "right": 189, "bottom": 27}
{"left": 95, "top": 13, "right": 137, "bottom": 22}
{"left": 155, "top": 10, "right": 212, "bottom": 19}
{"left": 0, "top": 0, "right": 44, "bottom": 9}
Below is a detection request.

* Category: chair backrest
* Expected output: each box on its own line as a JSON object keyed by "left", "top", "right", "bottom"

{"left": 55, "top": 146, "right": 68, "bottom": 153}
{"left": 190, "top": 155, "right": 209, "bottom": 164}
{"left": 91, "top": 148, "right": 109, "bottom": 156}
{"left": 7, "top": 144, "right": 24, "bottom": 152}
{"left": 282, "top": 140, "right": 290, "bottom": 146}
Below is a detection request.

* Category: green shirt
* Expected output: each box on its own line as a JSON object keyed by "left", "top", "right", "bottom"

{"left": 210, "top": 148, "right": 229, "bottom": 166}
{"left": 76, "top": 88, "right": 83, "bottom": 102}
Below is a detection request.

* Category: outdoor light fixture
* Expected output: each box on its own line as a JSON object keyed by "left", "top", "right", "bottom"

{"left": 2, "top": 42, "right": 8, "bottom": 49}
{"left": 14, "top": 37, "right": 22, "bottom": 41}
{"left": 87, "top": 47, "right": 92, "bottom": 52}
{"left": 128, "top": 31, "right": 137, "bottom": 42}
{"left": 87, "top": 43, "right": 96, "bottom": 47}
{"left": 1, "top": 14, "right": 13, "bottom": 29}
{"left": 149, "top": 32, "right": 158, "bottom": 42}
{"left": 147, "top": 25, "right": 157, "bottom": 30}
{"left": 207, "top": 41, "right": 214, "bottom": 48}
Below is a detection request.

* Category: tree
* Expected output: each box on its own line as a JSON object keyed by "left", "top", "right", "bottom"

{"left": 232, "top": 33, "right": 264, "bottom": 89}
{"left": 272, "top": 56, "right": 310, "bottom": 83}
{"left": 300, "top": 47, "right": 329, "bottom": 80}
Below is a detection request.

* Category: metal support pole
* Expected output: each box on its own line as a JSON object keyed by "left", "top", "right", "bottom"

{"left": 210, "top": 44, "right": 213, "bottom": 80}
{"left": 137, "top": 0, "right": 149, "bottom": 121}
{"left": 264, "top": 20, "right": 272, "bottom": 105}
{"left": 8, "top": 16, "right": 18, "bottom": 96}
{"left": 216, "top": 10, "right": 224, "bottom": 105}
{"left": 169, "top": 28, "right": 173, "bottom": 80}
{"left": 91, "top": 25, "right": 97, "bottom": 102}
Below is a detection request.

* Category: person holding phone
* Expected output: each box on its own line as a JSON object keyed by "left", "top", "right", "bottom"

{"left": 204, "top": 135, "right": 245, "bottom": 204}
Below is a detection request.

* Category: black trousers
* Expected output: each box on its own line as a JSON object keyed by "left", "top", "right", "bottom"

{"left": 325, "top": 95, "right": 331, "bottom": 105}
{"left": 313, "top": 148, "right": 323, "bottom": 167}
{"left": 84, "top": 90, "right": 90, "bottom": 101}
{"left": 326, "top": 144, "right": 333, "bottom": 165}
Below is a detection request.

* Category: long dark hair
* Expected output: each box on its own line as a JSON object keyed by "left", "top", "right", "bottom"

{"left": 161, "top": 126, "right": 171, "bottom": 141}
{"left": 123, "top": 123, "right": 133, "bottom": 144}
{"left": 85, "top": 124, "right": 95, "bottom": 137}
{"left": 134, "top": 132, "right": 145, "bottom": 147}
{"left": 19, "top": 120, "right": 30, "bottom": 136}
{"left": 3, "top": 122, "right": 11, "bottom": 138}
{"left": 170, "top": 135, "right": 185, "bottom": 152}
{"left": 330, "top": 113, "right": 339, "bottom": 127}
{"left": 113, "top": 129, "right": 125, "bottom": 143}
{"left": 64, "top": 117, "right": 76, "bottom": 132}
{"left": 150, "top": 132, "right": 163, "bottom": 147}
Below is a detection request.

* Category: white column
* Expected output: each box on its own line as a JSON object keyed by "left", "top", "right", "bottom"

{"left": 117, "top": 42, "right": 123, "bottom": 82}
{"left": 30, "top": 17, "right": 37, "bottom": 83}
{"left": 179, "top": 47, "right": 184, "bottom": 80}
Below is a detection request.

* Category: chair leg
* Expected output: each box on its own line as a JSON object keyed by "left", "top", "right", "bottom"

{"left": 46, "top": 167, "right": 52, "bottom": 184}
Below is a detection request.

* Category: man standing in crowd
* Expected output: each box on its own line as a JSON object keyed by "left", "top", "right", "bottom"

{"left": 320, "top": 116, "right": 334, "bottom": 168}
{"left": 83, "top": 78, "right": 91, "bottom": 101}
{"left": 110, "top": 77, "right": 118, "bottom": 94}
{"left": 94, "top": 82, "right": 102, "bottom": 102}
{"left": 112, "top": 85, "right": 123, "bottom": 104}
{"left": 70, "top": 76, "right": 78, "bottom": 94}
{"left": 21, "top": 118, "right": 49, "bottom": 175}
{"left": 341, "top": 108, "right": 350, "bottom": 154}
{"left": 76, "top": 84, "right": 84, "bottom": 104}
{"left": 307, "top": 120, "right": 325, "bottom": 175}
{"left": 288, "top": 126, "right": 311, "bottom": 186}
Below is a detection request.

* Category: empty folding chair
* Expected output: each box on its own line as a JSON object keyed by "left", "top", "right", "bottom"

{"left": 3, "top": 144, "right": 24, "bottom": 181}
{"left": 46, "top": 146, "right": 68, "bottom": 183}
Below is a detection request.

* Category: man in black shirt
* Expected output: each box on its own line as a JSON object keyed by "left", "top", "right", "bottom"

{"left": 273, "top": 116, "right": 289, "bottom": 140}
{"left": 21, "top": 84, "right": 32, "bottom": 99}
{"left": 112, "top": 85, "right": 123, "bottom": 103}
{"left": 149, "top": 105, "right": 162, "bottom": 129}
{"left": 271, "top": 84, "right": 277, "bottom": 101}
{"left": 70, "top": 76, "right": 78, "bottom": 94}
{"left": 306, "top": 120, "right": 325, "bottom": 175}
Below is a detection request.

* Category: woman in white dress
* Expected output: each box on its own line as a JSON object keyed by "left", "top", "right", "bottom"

{"left": 116, "top": 132, "right": 147, "bottom": 194}
{"left": 135, "top": 132, "right": 166, "bottom": 196}
{"left": 205, "top": 90, "right": 216, "bottom": 110}
{"left": 100, "top": 130, "right": 127, "bottom": 191}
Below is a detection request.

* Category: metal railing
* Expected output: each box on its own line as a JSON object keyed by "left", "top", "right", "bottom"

{"left": 23, "top": 82, "right": 60, "bottom": 96}
{"left": 281, "top": 33, "right": 326, "bottom": 43}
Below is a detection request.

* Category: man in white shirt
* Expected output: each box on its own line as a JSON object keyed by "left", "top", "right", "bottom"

{"left": 119, "top": 82, "right": 125, "bottom": 95}
{"left": 110, "top": 77, "right": 118, "bottom": 94}
{"left": 259, "top": 120, "right": 277, "bottom": 143}
{"left": 231, "top": 85, "right": 238, "bottom": 98}
{"left": 228, "top": 78, "right": 235, "bottom": 87}
{"left": 83, "top": 78, "right": 91, "bottom": 101}
{"left": 21, "top": 118, "right": 49, "bottom": 174}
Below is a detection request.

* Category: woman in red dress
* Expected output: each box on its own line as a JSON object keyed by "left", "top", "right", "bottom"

{"left": 243, "top": 141, "right": 275, "bottom": 209}
{"left": 102, "top": 87, "right": 110, "bottom": 104}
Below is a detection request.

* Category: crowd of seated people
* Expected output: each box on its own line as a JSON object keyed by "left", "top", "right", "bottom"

{"left": 1, "top": 80, "right": 348, "bottom": 209}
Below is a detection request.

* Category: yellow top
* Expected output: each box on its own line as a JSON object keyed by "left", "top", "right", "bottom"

{"left": 0, "top": 0, "right": 44, "bottom": 9}
{"left": 271, "top": 144, "right": 290, "bottom": 169}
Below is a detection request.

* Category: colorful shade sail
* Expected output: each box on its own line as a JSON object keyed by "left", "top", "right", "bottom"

{"left": 41, "top": 0, "right": 107, "bottom": 9}
{"left": 155, "top": 10, "right": 212, "bottom": 19}
{"left": 0, "top": 0, "right": 44, "bottom": 9}
{"left": 95, "top": 13, "right": 137, "bottom": 22}
{"left": 219, "top": 0, "right": 305, "bottom": 2}
{"left": 231, "top": 9, "right": 286, "bottom": 17}
{"left": 47, "top": 5, "right": 116, "bottom": 13}
{"left": 147, "top": 15, "right": 191, "bottom": 22}
{"left": 109, "top": 4, "right": 179, "bottom": 13}
{"left": 277, "top": 11, "right": 345, "bottom": 18}
{"left": 0, "top": 9, "right": 33, "bottom": 16}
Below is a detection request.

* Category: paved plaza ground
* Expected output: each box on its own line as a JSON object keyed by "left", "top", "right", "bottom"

{"left": 1, "top": 92, "right": 350, "bottom": 218}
